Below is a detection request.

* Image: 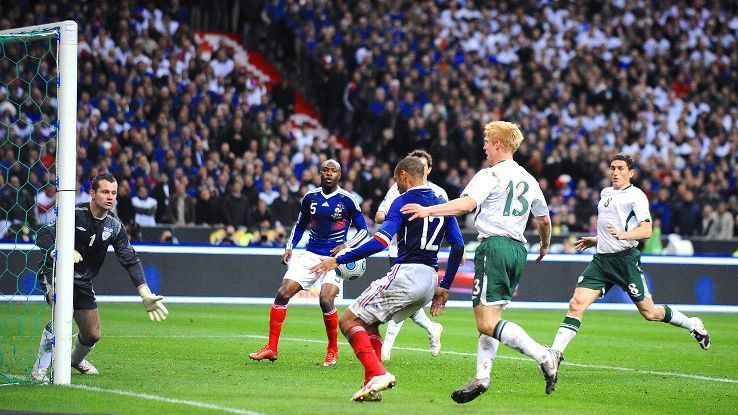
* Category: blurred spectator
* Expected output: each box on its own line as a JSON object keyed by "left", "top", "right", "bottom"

{"left": 700, "top": 205, "right": 720, "bottom": 238}
{"left": 271, "top": 184, "right": 300, "bottom": 228}
{"left": 159, "top": 229, "right": 179, "bottom": 244}
{"left": 252, "top": 199, "right": 273, "bottom": 228}
{"left": 168, "top": 181, "right": 195, "bottom": 225}
{"left": 716, "top": 202, "right": 734, "bottom": 240}
{"left": 114, "top": 181, "right": 136, "bottom": 225}
{"left": 34, "top": 186, "right": 56, "bottom": 226}
{"left": 151, "top": 172, "right": 172, "bottom": 224}
{"left": 222, "top": 180, "right": 251, "bottom": 228}
{"left": 131, "top": 185, "right": 157, "bottom": 226}
{"left": 672, "top": 191, "right": 701, "bottom": 236}
{"left": 195, "top": 187, "right": 222, "bottom": 225}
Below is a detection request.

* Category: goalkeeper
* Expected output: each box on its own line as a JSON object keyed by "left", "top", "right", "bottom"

{"left": 31, "top": 173, "right": 168, "bottom": 381}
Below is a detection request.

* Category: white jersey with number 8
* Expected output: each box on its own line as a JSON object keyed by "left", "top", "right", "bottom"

{"left": 461, "top": 159, "right": 548, "bottom": 243}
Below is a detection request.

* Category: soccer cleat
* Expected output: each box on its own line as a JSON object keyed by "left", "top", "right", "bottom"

{"left": 451, "top": 377, "right": 490, "bottom": 404}
{"left": 381, "top": 350, "right": 391, "bottom": 362}
{"left": 690, "top": 318, "right": 711, "bottom": 350}
{"left": 30, "top": 369, "right": 50, "bottom": 383}
{"left": 249, "top": 346, "right": 278, "bottom": 362}
{"left": 364, "top": 392, "right": 382, "bottom": 402}
{"left": 429, "top": 322, "right": 443, "bottom": 357}
{"left": 72, "top": 359, "right": 99, "bottom": 375}
{"left": 540, "top": 349, "right": 561, "bottom": 395}
{"left": 323, "top": 349, "right": 338, "bottom": 366}
{"left": 351, "top": 372, "right": 396, "bottom": 402}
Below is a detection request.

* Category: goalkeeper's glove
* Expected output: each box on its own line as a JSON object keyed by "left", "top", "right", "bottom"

{"left": 137, "top": 285, "right": 169, "bottom": 322}
{"left": 50, "top": 249, "right": 83, "bottom": 263}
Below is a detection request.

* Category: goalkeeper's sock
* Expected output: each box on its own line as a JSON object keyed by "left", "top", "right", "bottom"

{"left": 368, "top": 334, "right": 383, "bottom": 360}
{"left": 552, "top": 316, "right": 581, "bottom": 353}
{"left": 323, "top": 308, "right": 338, "bottom": 351}
{"left": 71, "top": 333, "right": 95, "bottom": 366}
{"left": 661, "top": 305, "right": 697, "bottom": 330}
{"left": 410, "top": 308, "right": 434, "bottom": 333}
{"left": 475, "top": 333, "right": 499, "bottom": 380}
{"left": 267, "top": 304, "right": 287, "bottom": 352}
{"left": 32, "top": 322, "right": 54, "bottom": 373}
{"left": 492, "top": 320, "right": 547, "bottom": 364}
{"left": 346, "top": 325, "right": 385, "bottom": 384}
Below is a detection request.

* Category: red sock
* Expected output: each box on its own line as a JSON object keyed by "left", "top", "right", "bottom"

{"left": 368, "top": 334, "right": 383, "bottom": 360}
{"left": 267, "top": 304, "right": 287, "bottom": 351}
{"left": 323, "top": 308, "right": 338, "bottom": 351}
{"left": 347, "top": 325, "right": 385, "bottom": 384}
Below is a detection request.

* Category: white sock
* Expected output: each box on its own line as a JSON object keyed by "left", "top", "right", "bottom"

{"left": 32, "top": 322, "right": 53, "bottom": 373}
{"left": 383, "top": 319, "right": 404, "bottom": 349}
{"left": 493, "top": 320, "right": 547, "bottom": 364}
{"left": 475, "top": 334, "right": 499, "bottom": 380}
{"left": 552, "top": 316, "right": 581, "bottom": 353}
{"left": 410, "top": 308, "right": 435, "bottom": 333}
{"left": 663, "top": 305, "right": 697, "bottom": 331}
{"left": 71, "top": 333, "right": 95, "bottom": 366}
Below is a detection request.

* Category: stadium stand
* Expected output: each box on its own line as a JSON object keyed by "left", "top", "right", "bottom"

{"left": 1, "top": 1, "right": 737, "bottom": 250}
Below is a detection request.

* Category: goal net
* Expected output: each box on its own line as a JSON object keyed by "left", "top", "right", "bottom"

{"left": 0, "top": 21, "right": 77, "bottom": 385}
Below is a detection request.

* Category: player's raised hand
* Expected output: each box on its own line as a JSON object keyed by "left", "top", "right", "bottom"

{"left": 400, "top": 203, "right": 429, "bottom": 221}
{"left": 137, "top": 285, "right": 169, "bottom": 322}
{"left": 330, "top": 243, "right": 347, "bottom": 256}
{"left": 309, "top": 257, "right": 338, "bottom": 277}
{"left": 574, "top": 236, "right": 597, "bottom": 251}
{"left": 431, "top": 287, "right": 449, "bottom": 316}
{"left": 281, "top": 248, "right": 292, "bottom": 265}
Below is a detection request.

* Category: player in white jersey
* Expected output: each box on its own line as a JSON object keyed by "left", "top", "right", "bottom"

{"left": 402, "top": 121, "right": 559, "bottom": 402}
{"left": 549, "top": 154, "right": 711, "bottom": 389}
{"left": 375, "top": 150, "right": 446, "bottom": 361}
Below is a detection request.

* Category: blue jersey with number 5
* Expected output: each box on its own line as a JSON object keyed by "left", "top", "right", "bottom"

{"left": 374, "top": 185, "right": 463, "bottom": 269}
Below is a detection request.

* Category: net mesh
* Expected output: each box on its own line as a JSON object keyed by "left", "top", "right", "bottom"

{"left": 0, "top": 29, "right": 59, "bottom": 385}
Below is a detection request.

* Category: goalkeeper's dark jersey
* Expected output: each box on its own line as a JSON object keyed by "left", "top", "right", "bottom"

{"left": 36, "top": 203, "right": 145, "bottom": 288}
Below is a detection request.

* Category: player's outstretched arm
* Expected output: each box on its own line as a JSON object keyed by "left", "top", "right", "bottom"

{"left": 534, "top": 215, "right": 551, "bottom": 263}
{"left": 401, "top": 196, "right": 477, "bottom": 221}
{"left": 137, "top": 284, "right": 169, "bottom": 322}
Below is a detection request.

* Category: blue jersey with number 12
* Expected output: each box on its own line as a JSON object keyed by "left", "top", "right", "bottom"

{"left": 374, "top": 185, "right": 463, "bottom": 269}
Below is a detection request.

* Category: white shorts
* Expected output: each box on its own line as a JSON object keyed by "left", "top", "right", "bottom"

{"left": 284, "top": 250, "right": 342, "bottom": 291}
{"left": 349, "top": 263, "right": 437, "bottom": 325}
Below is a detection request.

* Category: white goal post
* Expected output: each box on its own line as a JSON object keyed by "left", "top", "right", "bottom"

{"left": 0, "top": 21, "right": 78, "bottom": 385}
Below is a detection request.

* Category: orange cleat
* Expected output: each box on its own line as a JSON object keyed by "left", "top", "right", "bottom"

{"left": 323, "top": 349, "right": 338, "bottom": 366}
{"left": 249, "top": 346, "right": 278, "bottom": 362}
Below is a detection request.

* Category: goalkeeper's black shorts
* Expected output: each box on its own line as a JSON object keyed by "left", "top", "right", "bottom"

{"left": 73, "top": 284, "right": 98, "bottom": 310}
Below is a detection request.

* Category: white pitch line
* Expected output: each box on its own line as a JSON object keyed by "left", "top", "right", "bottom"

{"left": 67, "top": 384, "right": 267, "bottom": 415}
{"left": 107, "top": 333, "right": 738, "bottom": 385}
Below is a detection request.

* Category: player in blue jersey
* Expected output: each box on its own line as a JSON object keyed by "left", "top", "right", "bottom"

{"left": 311, "top": 156, "right": 464, "bottom": 402}
{"left": 249, "top": 160, "right": 368, "bottom": 366}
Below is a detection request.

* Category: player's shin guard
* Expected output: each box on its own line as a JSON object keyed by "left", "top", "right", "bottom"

{"left": 368, "top": 334, "right": 383, "bottom": 360}
{"left": 552, "top": 316, "right": 580, "bottom": 353}
{"left": 32, "top": 321, "right": 54, "bottom": 375}
{"left": 70, "top": 333, "right": 96, "bottom": 366}
{"left": 347, "top": 325, "right": 386, "bottom": 384}
{"left": 475, "top": 334, "right": 499, "bottom": 380}
{"left": 268, "top": 304, "right": 288, "bottom": 352}
{"left": 410, "top": 308, "right": 434, "bottom": 333}
{"left": 661, "top": 305, "right": 696, "bottom": 330}
{"left": 492, "top": 320, "right": 547, "bottom": 364}
{"left": 323, "top": 308, "right": 338, "bottom": 351}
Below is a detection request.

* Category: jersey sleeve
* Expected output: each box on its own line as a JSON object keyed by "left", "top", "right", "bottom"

{"left": 461, "top": 169, "right": 494, "bottom": 207}
{"left": 111, "top": 220, "right": 146, "bottom": 287}
{"left": 287, "top": 194, "right": 311, "bottom": 250}
{"left": 346, "top": 194, "right": 368, "bottom": 248}
{"left": 375, "top": 196, "right": 404, "bottom": 246}
{"left": 632, "top": 190, "right": 652, "bottom": 223}
{"left": 529, "top": 181, "right": 549, "bottom": 217}
{"left": 377, "top": 184, "right": 400, "bottom": 214}
{"left": 439, "top": 216, "right": 464, "bottom": 289}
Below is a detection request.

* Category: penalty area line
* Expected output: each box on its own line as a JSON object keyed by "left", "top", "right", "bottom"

{"left": 67, "top": 384, "right": 267, "bottom": 415}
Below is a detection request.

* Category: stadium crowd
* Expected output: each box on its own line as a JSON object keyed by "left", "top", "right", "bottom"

{"left": 1, "top": 0, "right": 738, "bottom": 247}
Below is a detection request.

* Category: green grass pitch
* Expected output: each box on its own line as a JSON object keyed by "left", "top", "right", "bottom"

{"left": 1, "top": 303, "right": 736, "bottom": 414}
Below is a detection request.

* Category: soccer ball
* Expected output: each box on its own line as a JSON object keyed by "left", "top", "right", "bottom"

{"left": 335, "top": 258, "right": 367, "bottom": 281}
